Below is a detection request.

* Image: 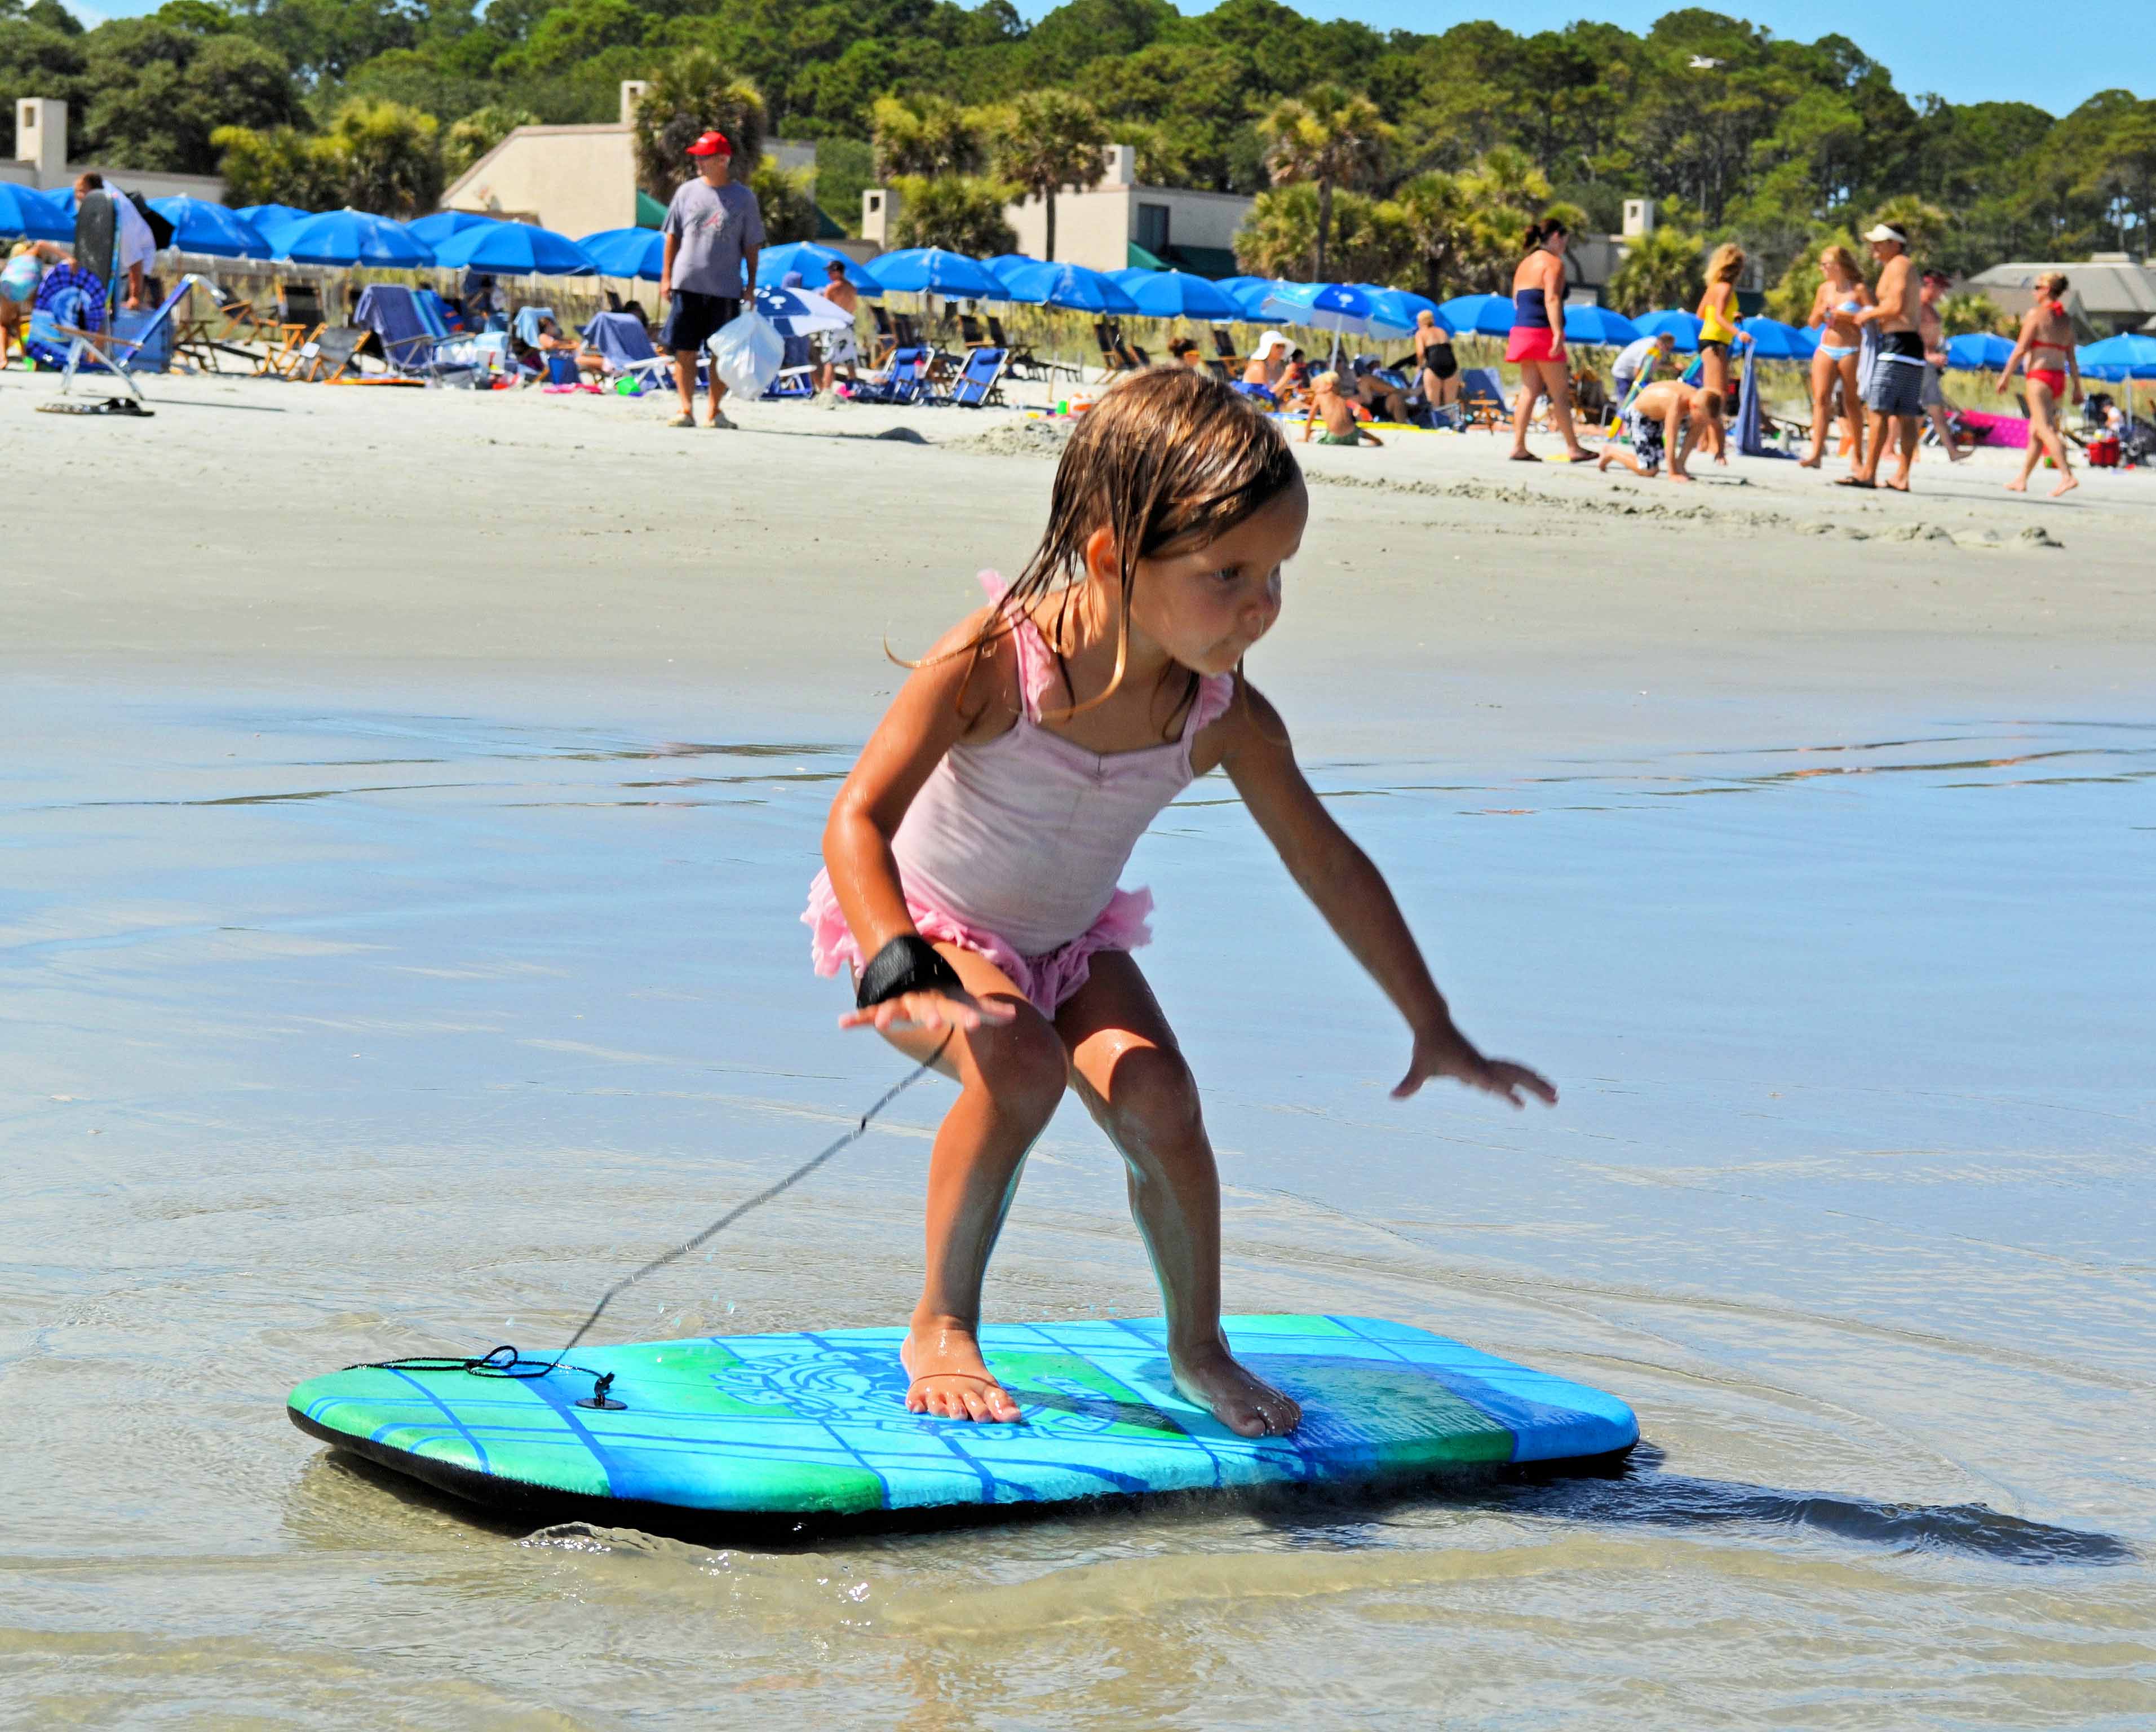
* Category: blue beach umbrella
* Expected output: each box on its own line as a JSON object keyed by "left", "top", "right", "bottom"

{"left": 234, "top": 203, "right": 311, "bottom": 249}
{"left": 752, "top": 282, "right": 856, "bottom": 337}
{"left": 2075, "top": 332, "right": 2156, "bottom": 379}
{"left": 0, "top": 182, "right": 72, "bottom": 242}
{"left": 1225, "top": 277, "right": 1290, "bottom": 320}
{"left": 275, "top": 207, "right": 433, "bottom": 268}
{"left": 1633, "top": 308, "right": 1703, "bottom": 352}
{"left": 1738, "top": 316, "right": 1812, "bottom": 360}
{"left": 1944, "top": 332, "right": 2015, "bottom": 372}
{"left": 867, "top": 246, "right": 1000, "bottom": 298}
{"left": 1564, "top": 304, "right": 1644, "bottom": 347}
{"left": 147, "top": 196, "right": 269, "bottom": 259}
{"left": 406, "top": 210, "right": 499, "bottom": 251}
{"left": 985, "top": 251, "right": 1045, "bottom": 289}
{"left": 577, "top": 227, "right": 666, "bottom": 281}
{"left": 430, "top": 220, "right": 594, "bottom": 276}
{"left": 1106, "top": 266, "right": 1154, "bottom": 288}
{"left": 1438, "top": 292, "right": 1516, "bottom": 337}
{"left": 1125, "top": 269, "right": 1240, "bottom": 321}
{"left": 1000, "top": 261, "right": 1137, "bottom": 316}
{"left": 757, "top": 240, "right": 881, "bottom": 293}
{"left": 1259, "top": 281, "right": 1381, "bottom": 333}
{"left": 1360, "top": 286, "right": 1449, "bottom": 335}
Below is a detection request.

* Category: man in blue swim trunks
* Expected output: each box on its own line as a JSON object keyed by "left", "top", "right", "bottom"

{"left": 658, "top": 129, "right": 764, "bottom": 430}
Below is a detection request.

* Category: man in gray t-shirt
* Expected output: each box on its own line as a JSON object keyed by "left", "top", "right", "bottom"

{"left": 658, "top": 129, "right": 765, "bottom": 428}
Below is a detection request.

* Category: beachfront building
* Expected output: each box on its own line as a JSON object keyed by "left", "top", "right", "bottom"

{"left": 7, "top": 96, "right": 224, "bottom": 202}
{"left": 862, "top": 145, "right": 1254, "bottom": 277}
{"left": 439, "top": 82, "right": 818, "bottom": 237}
{"left": 1963, "top": 255, "right": 2156, "bottom": 336}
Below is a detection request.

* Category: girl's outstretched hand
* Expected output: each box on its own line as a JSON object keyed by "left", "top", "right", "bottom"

{"left": 1394, "top": 1023, "right": 1557, "bottom": 1110}
{"left": 839, "top": 988, "right": 1016, "bottom": 1036}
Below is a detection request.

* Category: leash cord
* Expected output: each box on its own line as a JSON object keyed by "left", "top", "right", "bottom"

{"left": 348, "top": 1035, "right": 951, "bottom": 1384}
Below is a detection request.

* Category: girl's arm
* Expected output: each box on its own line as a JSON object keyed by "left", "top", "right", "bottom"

{"left": 1996, "top": 312, "right": 2035, "bottom": 394}
{"left": 822, "top": 618, "right": 1019, "bottom": 1034}
{"left": 1215, "top": 684, "right": 1556, "bottom": 1109}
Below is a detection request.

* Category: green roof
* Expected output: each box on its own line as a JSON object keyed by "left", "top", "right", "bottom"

{"left": 635, "top": 188, "right": 667, "bottom": 229}
{"left": 1127, "top": 240, "right": 1167, "bottom": 271}
{"left": 1166, "top": 244, "right": 1238, "bottom": 280}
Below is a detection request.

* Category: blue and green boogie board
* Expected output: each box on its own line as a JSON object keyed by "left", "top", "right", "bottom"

{"left": 289, "top": 1315, "right": 1638, "bottom": 1528}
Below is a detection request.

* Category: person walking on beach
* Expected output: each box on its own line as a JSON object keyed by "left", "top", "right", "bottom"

{"left": 1507, "top": 217, "right": 1591, "bottom": 461}
{"left": 1695, "top": 244, "right": 1745, "bottom": 463}
{"left": 658, "top": 129, "right": 764, "bottom": 429}
{"left": 1413, "top": 310, "right": 1459, "bottom": 421}
{"left": 1996, "top": 271, "right": 2082, "bottom": 498}
{"left": 807, "top": 369, "right": 1553, "bottom": 1436}
{"left": 1801, "top": 244, "right": 1871, "bottom": 470}
{"left": 1840, "top": 224, "right": 1924, "bottom": 492}
{"left": 815, "top": 258, "right": 860, "bottom": 394}
{"left": 1918, "top": 268, "right": 1969, "bottom": 463}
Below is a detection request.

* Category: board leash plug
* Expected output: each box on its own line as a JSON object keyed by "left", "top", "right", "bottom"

{"left": 576, "top": 1372, "right": 625, "bottom": 1412}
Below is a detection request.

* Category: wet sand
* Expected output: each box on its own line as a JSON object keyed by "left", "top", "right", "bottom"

{"left": 4, "top": 370, "right": 2153, "bottom": 1726}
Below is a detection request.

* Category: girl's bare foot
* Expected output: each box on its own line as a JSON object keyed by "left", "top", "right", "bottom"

{"left": 2051, "top": 474, "right": 2079, "bottom": 498}
{"left": 1170, "top": 1339, "right": 1302, "bottom": 1437}
{"left": 1799, "top": 454, "right": 1822, "bottom": 469}
{"left": 901, "top": 1320, "right": 1022, "bottom": 1423}
{"left": 2005, "top": 478, "right": 2028, "bottom": 493}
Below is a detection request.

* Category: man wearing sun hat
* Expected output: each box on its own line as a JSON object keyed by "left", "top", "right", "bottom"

{"left": 658, "top": 129, "right": 765, "bottom": 428}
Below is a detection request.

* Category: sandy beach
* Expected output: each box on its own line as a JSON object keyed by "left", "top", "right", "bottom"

{"left": 5, "top": 366, "right": 2154, "bottom": 1726}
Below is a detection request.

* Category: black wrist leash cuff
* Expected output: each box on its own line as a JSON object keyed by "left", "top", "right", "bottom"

{"left": 856, "top": 935, "right": 963, "bottom": 1010}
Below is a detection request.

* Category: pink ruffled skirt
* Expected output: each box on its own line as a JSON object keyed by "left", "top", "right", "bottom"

{"left": 803, "top": 869, "right": 1152, "bottom": 1014}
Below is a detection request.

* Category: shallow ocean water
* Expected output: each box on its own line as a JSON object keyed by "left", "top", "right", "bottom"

{"left": 3, "top": 683, "right": 2151, "bottom": 1728}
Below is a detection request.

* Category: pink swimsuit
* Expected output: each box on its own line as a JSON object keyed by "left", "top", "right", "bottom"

{"left": 804, "top": 572, "right": 1235, "bottom": 1012}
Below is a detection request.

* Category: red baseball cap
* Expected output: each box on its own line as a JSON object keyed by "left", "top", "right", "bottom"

{"left": 686, "top": 131, "right": 731, "bottom": 158}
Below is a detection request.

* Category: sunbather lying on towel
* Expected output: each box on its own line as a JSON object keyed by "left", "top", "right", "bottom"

{"left": 1303, "top": 372, "right": 1384, "bottom": 447}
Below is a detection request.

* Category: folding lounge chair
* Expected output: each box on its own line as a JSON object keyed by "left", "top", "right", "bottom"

{"left": 1094, "top": 320, "right": 1130, "bottom": 377}
{"left": 353, "top": 284, "right": 454, "bottom": 379}
{"left": 854, "top": 346, "right": 928, "bottom": 405}
{"left": 944, "top": 346, "right": 1007, "bottom": 408}
{"left": 294, "top": 325, "right": 368, "bottom": 383}
{"left": 42, "top": 275, "right": 200, "bottom": 413}
{"left": 1210, "top": 327, "right": 1243, "bottom": 372}
{"left": 763, "top": 330, "right": 817, "bottom": 399}
{"left": 869, "top": 302, "right": 898, "bottom": 368}
{"left": 581, "top": 309, "right": 675, "bottom": 391}
{"left": 1456, "top": 366, "right": 1509, "bottom": 432}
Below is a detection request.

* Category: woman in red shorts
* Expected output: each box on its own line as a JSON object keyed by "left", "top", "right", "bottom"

{"left": 1507, "top": 217, "right": 1591, "bottom": 462}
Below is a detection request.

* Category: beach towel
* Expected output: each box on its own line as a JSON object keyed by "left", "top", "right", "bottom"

{"left": 25, "top": 261, "right": 106, "bottom": 368}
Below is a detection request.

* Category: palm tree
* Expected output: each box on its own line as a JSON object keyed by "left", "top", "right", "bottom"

{"left": 1606, "top": 226, "right": 1705, "bottom": 315}
{"left": 871, "top": 94, "right": 986, "bottom": 181}
{"left": 1256, "top": 83, "right": 1390, "bottom": 282}
{"left": 890, "top": 174, "right": 1018, "bottom": 255}
{"left": 631, "top": 50, "right": 765, "bottom": 201}
{"left": 1389, "top": 169, "right": 1472, "bottom": 299}
{"left": 989, "top": 90, "right": 1109, "bottom": 263}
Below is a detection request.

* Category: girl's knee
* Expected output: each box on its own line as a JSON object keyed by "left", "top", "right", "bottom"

{"left": 968, "top": 1013, "right": 1068, "bottom": 1128}
{"left": 1102, "top": 1045, "right": 1205, "bottom": 1160}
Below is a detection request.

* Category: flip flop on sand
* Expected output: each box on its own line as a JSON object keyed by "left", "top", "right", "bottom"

{"left": 1509, "top": 452, "right": 1541, "bottom": 462}
{"left": 1834, "top": 475, "right": 1874, "bottom": 489}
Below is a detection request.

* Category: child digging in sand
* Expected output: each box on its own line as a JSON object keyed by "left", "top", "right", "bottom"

{"left": 1598, "top": 379, "right": 1721, "bottom": 484}
{"left": 807, "top": 369, "right": 1552, "bottom": 1437}
{"left": 1302, "top": 370, "right": 1384, "bottom": 447}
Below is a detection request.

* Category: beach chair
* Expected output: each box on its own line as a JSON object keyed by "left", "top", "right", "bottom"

{"left": 957, "top": 312, "right": 994, "bottom": 350}
{"left": 353, "top": 284, "right": 454, "bottom": 379}
{"left": 1456, "top": 366, "right": 1509, "bottom": 432}
{"left": 293, "top": 324, "right": 366, "bottom": 383}
{"left": 892, "top": 311, "right": 922, "bottom": 349}
{"left": 581, "top": 309, "right": 674, "bottom": 391}
{"left": 943, "top": 346, "right": 1007, "bottom": 408}
{"left": 44, "top": 274, "right": 199, "bottom": 410}
{"left": 763, "top": 330, "right": 817, "bottom": 399}
{"left": 1210, "top": 328, "right": 1242, "bottom": 372}
{"left": 869, "top": 302, "right": 898, "bottom": 367}
{"left": 984, "top": 313, "right": 1059, "bottom": 382}
{"left": 854, "top": 346, "right": 928, "bottom": 405}
{"left": 1093, "top": 320, "right": 1130, "bottom": 378}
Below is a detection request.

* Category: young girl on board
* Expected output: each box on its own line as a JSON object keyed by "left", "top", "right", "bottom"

{"left": 805, "top": 369, "right": 1555, "bottom": 1439}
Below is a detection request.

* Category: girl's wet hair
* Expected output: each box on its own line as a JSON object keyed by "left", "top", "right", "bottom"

{"left": 954, "top": 367, "right": 1299, "bottom": 727}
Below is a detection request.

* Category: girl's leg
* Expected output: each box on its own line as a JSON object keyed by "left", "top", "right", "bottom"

{"left": 2008, "top": 388, "right": 2050, "bottom": 492}
{"left": 1703, "top": 348, "right": 1729, "bottom": 459}
{"left": 1803, "top": 352, "right": 1831, "bottom": 466}
{"left": 1541, "top": 360, "right": 1589, "bottom": 458}
{"left": 874, "top": 943, "right": 1070, "bottom": 1422}
{"left": 1056, "top": 952, "right": 1302, "bottom": 1438}
{"left": 1508, "top": 360, "right": 1542, "bottom": 457}
{"left": 1838, "top": 357, "right": 1866, "bottom": 470}
{"left": 2033, "top": 388, "right": 2077, "bottom": 496}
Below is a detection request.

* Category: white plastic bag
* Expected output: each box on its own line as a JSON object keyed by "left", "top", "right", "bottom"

{"left": 707, "top": 308, "right": 784, "bottom": 399}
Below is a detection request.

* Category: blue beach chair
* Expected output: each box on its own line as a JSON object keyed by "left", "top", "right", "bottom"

{"left": 44, "top": 273, "right": 200, "bottom": 409}
{"left": 944, "top": 346, "right": 1007, "bottom": 408}
{"left": 855, "top": 346, "right": 929, "bottom": 405}
{"left": 763, "top": 331, "right": 817, "bottom": 399}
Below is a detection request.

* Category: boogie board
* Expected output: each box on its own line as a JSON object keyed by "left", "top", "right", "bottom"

{"left": 289, "top": 1314, "right": 1637, "bottom": 1529}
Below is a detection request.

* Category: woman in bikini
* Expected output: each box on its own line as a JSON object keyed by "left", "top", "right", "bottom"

{"left": 1801, "top": 244, "right": 1870, "bottom": 470}
{"left": 1507, "top": 217, "right": 1591, "bottom": 461}
{"left": 1695, "top": 244, "right": 1745, "bottom": 463}
{"left": 1997, "top": 272, "right": 2082, "bottom": 498}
